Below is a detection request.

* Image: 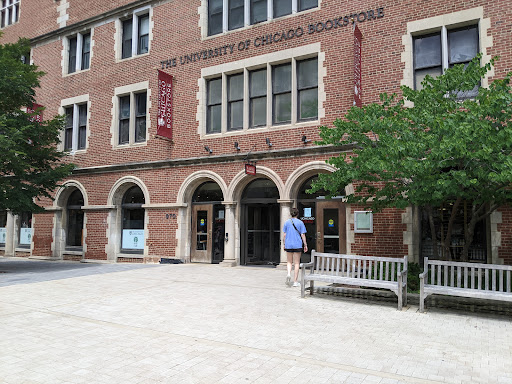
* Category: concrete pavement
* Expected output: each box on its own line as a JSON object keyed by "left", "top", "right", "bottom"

{"left": 0, "top": 257, "right": 511, "bottom": 384}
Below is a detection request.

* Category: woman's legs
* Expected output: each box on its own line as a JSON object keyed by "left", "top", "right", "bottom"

{"left": 293, "top": 252, "right": 301, "bottom": 283}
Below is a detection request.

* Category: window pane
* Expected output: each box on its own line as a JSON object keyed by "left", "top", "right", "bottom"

{"left": 78, "top": 126, "right": 86, "bottom": 149}
{"left": 228, "top": 73, "right": 243, "bottom": 101}
{"left": 207, "top": 78, "right": 222, "bottom": 104}
{"left": 298, "top": 58, "right": 318, "bottom": 89}
{"left": 298, "top": 88, "right": 318, "bottom": 120}
{"left": 207, "top": 105, "right": 222, "bottom": 133}
{"left": 119, "top": 120, "right": 129, "bottom": 144}
{"left": 250, "top": 97, "right": 266, "bottom": 127}
{"left": 120, "top": 96, "right": 130, "bottom": 119}
{"left": 122, "top": 19, "right": 133, "bottom": 58}
{"left": 250, "top": 0, "right": 267, "bottom": 24}
{"left": 81, "top": 34, "right": 91, "bottom": 70}
{"left": 208, "top": 0, "right": 223, "bottom": 35}
{"left": 273, "top": 0, "right": 292, "bottom": 18}
{"left": 414, "top": 67, "right": 443, "bottom": 90}
{"left": 229, "top": 100, "right": 243, "bottom": 130}
{"left": 250, "top": 69, "right": 266, "bottom": 97}
{"left": 272, "top": 63, "right": 291, "bottom": 93}
{"left": 449, "top": 26, "right": 478, "bottom": 65}
{"left": 1, "top": 11, "right": 5, "bottom": 28}
{"left": 68, "top": 37, "right": 77, "bottom": 73}
{"left": 136, "top": 92, "right": 147, "bottom": 117}
{"left": 137, "top": 15, "right": 149, "bottom": 54}
{"left": 414, "top": 33, "right": 441, "bottom": 69}
{"left": 274, "top": 93, "right": 291, "bottom": 124}
{"left": 78, "top": 104, "right": 87, "bottom": 126}
{"left": 64, "top": 107, "right": 73, "bottom": 151}
{"left": 228, "top": 0, "right": 244, "bottom": 30}
{"left": 298, "top": 0, "right": 317, "bottom": 11}
{"left": 135, "top": 116, "right": 146, "bottom": 142}
{"left": 67, "top": 209, "right": 84, "bottom": 247}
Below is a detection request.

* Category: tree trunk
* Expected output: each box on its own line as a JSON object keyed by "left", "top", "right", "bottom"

{"left": 461, "top": 202, "right": 487, "bottom": 262}
{"left": 442, "top": 197, "right": 462, "bottom": 261}
{"left": 426, "top": 205, "right": 439, "bottom": 260}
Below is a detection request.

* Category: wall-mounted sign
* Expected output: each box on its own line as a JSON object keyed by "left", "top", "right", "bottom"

{"left": 354, "top": 211, "right": 373, "bottom": 233}
{"left": 122, "top": 230, "right": 145, "bottom": 250}
{"left": 245, "top": 164, "right": 256, "bottom": 175}
{"left": 159, "top": 8, "right": 384, "bottom": 70}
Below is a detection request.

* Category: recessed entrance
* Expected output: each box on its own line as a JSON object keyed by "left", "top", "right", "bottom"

{"left": 241, "top": 178, "right": 280, "bottom": 266}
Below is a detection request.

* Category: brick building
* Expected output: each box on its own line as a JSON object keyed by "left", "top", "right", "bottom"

{"left": 1, "top": 0, "right": 511, "bottom": 266}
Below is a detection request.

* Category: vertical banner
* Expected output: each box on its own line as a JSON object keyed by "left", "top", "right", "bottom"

{"left": 157, "top": 70, "right": 173, "bottom": 140}
{"left": 26, "top": 103, "right": 43, "bottom": 123}
{"left": 353, "top": 25, "right": 363, "bottom": 107}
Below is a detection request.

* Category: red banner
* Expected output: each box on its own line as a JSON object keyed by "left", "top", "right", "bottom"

{"left": 245, "top": 164, "right": 256, "bottom": 176}
{"left": 354, "top": 25, "right": 363, "bottom": 108}
{"left": 157, "top": 70, "right": 173, "bottom": 140}
{"left": 26, "top": 103, "right": 43, "bottom": 123}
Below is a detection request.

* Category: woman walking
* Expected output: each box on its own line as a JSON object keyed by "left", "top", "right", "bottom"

{"left": 282, "top": 207, "right": 307, "bottom": 287}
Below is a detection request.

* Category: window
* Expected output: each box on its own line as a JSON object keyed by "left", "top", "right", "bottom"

{"left": 1, "top": 0, "right": 20, "bottom": 29}
{"left": 121, "top": 186, "right": 145, "bottom": 253}
{"left": 64, "top": 103, "right": 87, "bottom": 152}
{"left": 207, "top": 78, "right": 222, "bottom": 134}
{"left": 203, "top": 53, "right": 319, "bottom": 134}
{"left": 121, "top": 11, "right": 150, "bottom": 59}
{"left": 207, "top": 0, "right": 317, "bottom": 36}
{"left": 0, "top": 211, "right": 6, "bottom": 245}
{"left": 250, "top": 69, "right": 267, "bottom": 127}
{"left": 66, "top": 190, "right": 84, "bottom": 249}
{"left": 67, "top": 32, "right": 91, "bottom": 74}
{"left": 413, "top": 25, "right": 479, "bottom": 95}
{"left": 228, "top": 73, "right": 243, "bottom": 130}
{"left": 17, "top": 212, "right": 32, "bottom": 248}
{"left": 118, "top": 91, "right": 147, "bottom": 145}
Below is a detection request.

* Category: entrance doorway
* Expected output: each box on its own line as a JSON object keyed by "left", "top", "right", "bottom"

{"left": 240, "top": 179, "right": 280, "bottom": 266}
{"left": 297, "top": 176, "right": 346, "bottom": 261}
{"left": 190, "top": 182, "right": 225, "bottom": 263}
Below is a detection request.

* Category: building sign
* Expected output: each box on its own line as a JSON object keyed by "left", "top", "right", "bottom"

{"left": 159, "top": 8, "right": 384, "bottom": 69}
{"left": 122, "top": 230, "right": 145, "bottom": 250}
{"left": 354, "top": 25, "right": 363, "bottom": 107}
{"left": 245, "top": 164, "right": 256, "bottom": 175}
{"left": 26, "top": 103, "right": 43, "bottom": 123}
{"left": 156, "top": 70, "right": 173, "bottom": 140}
{"left": 19, "top": 228, "right": 33, "bottom": 245}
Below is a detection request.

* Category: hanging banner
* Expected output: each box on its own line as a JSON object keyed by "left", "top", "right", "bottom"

{"left": 157, "top": 70, "right": 173, "bottom": 140}
{"left": 26, "top": 103, "right": 43, "bottom": 123}
{"left": 245, "top": 164, "right": 256, "bottom": 175}
{"left": 353, "top": 25, "right": 363, "bottom": 107}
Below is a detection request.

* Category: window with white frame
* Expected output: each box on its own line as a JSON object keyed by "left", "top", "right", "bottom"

{"left": 207, "top": 0, "right": 318, "bottom": 36}
{"left": 1, "top": 0, "right": 19, "bottom": 29}
{"left": 118, "top": 91, "right": 147, "bottom": 145}
{"left": 204, "top": 55, "right": 318, "bottom": 134}
{"left": 121, "top": 11, "right": 150, "bottom": 59}
{"left": 413, "top": 24, "right": 479, "bottom": 95}
{"left": 67, "top": 32, "right": 91, "bottom": 74}
{"left": 63, "top": 103, "right": 88, "bottom": 152}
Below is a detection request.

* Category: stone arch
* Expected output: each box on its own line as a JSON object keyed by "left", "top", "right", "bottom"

{"left": 227, "top": 166, "right": 284, "bottom": 202}
{"left": 107, "top": 176, "right": 150, "bottom": 206}
{"left": 177, "top": 170, "right": 228, "bottom": 205}
{"left": 54, "top": 180, "right": 89, "bottom": 208}
{"left": 284, "top": 161, "right": 336, "bottom": 201}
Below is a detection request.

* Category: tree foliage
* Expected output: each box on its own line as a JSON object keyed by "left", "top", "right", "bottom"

{"left": 313, "top": 56, "right": 512, "bottom": 260}
{"left": 0, "top": 37, "right": 74, "bottom": 214}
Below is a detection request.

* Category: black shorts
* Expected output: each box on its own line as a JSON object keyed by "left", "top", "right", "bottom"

{"left": 285, "top": 248, "right": 302, "bottom": 253}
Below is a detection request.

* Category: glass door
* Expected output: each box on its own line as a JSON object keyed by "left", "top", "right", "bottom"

{"left": 242, "top": 204, "right": 280, "bottom": 265}
{"left": 316, "top": 201, "right": 346, "bottom": 254}
{"left": 191, "top": 204, "right": 213, "bottom": 263}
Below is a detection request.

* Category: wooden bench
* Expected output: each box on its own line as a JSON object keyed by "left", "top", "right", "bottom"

{"left": 420, "top": 257, "right": 512, "bottom": 312}
{"left": 300, "top": 250, "right": 408, "bottom": 310}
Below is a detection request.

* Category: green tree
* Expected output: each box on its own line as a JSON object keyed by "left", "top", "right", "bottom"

{"left": 312, "top": 56, "right": 512, "bottom": 261}
{"left": 0, "top": 37, "right": 74, "bottom": 214}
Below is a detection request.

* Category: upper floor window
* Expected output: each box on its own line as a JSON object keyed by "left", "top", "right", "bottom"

{"left": 205, "top": 55, "right": 318, "bottom": 134}
{"left": 207, "top": 0, "right": 317, "bottom": 36}
{"left": 413, "top": 24, "right": 479, "bottom": 95}
{"left": 1, "top": 0, "right": 19, "bottom": 29}
{"left": 121, "top": 11, "right": 150, "bottom": 59}
{"left": 64, "top": 103, "right": 88, "bottom": 152}
{"left": 118, "top": 91, "right": 147, "bottom": 145}
{"left": 67, "top": 31, "right": 91, "bottom": 74}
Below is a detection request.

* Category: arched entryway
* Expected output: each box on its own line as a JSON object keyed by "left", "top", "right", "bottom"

{"left": 120, "top": 186, "right": 145, "bottom": 254}
{"left": 240, "top": 178, "right": 280, "bottom": 266}
{"left": 66, "top": 189, "right": 85, "bottom": 251}
{"left": 190, "top": 181, "right": 225, "bottom": 263}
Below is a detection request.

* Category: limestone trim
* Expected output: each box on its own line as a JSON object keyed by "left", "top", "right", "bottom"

{"left": 113, "top": 5, "right": 153, "bottom": 63}
{"left": 401, "top": 7, "right": 493, "bottom": 92}
{"left": 283, "top": 160, "right": 336, "bottom": 201}
{"left": 59, "top": 94, "right": 91, "bottom": 154}
{"left": 107, "top": 176, "right": 151, "bottom": 206}
{"left": 54, "top": 180, "right": 89, "bottom": 208}
{"left": 176, "top": 170, "right": 229, "bottom": 206}
{"left": 227, "top": 166, "right": 284, "bottom": 202}
{"left": 56, "top": 0, "right": 69, "bottom": 28}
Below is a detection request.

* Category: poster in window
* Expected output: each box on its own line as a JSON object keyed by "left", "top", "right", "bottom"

{"left": 122, "top": 229, "right": 145, "bottom": 250}
{"left": 19, "top": 228, "right": 33, "bottom": 245}
{"left": 0, "top": 228, "right": 6, "bottom": 244}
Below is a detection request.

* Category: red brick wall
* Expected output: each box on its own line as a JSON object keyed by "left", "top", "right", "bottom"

{"left": 32, "top": 212, "right": 54, "bottom": 257}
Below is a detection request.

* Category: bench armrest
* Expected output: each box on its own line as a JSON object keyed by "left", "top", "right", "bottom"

{"left": 300, "top": 262, "right": 313, "bottom": 268}
{"left": 398, "top": 267, "right": 407, "bottom": 276}
{"left": 419, "top": 271, "right": 428, "bottom": 279}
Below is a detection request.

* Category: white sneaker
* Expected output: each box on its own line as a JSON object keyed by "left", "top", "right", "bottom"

{"left": 286, "top": 275, "right": 291, "bottom": 287}
{"left": 293, "top": 282, "right": 300, "bottom": 287}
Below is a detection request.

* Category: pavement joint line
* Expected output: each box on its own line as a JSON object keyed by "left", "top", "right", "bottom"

{"left": 35, "top": 307, "right": 443, "bottom": 384}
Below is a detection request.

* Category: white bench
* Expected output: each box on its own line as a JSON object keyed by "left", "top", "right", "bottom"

{"left": 420, "top": 257, "right": 512, "bottom": 312}
{"left": 300, "top": 250, "right": 408, "bottom": 310}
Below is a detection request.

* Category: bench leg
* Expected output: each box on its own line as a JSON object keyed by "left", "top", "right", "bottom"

{"left": 420, "top": 277, "right": 425, "bottom": 313}
{"left": 310, "top": 280, "right": 314, "bottom": 295}
{"left": 397, "top": 287, "right": 403, "bottom": 311}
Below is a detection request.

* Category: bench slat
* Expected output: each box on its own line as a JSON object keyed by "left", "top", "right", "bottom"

{"left": 492, "top": 269, "right": 496, "bottom": 291}
{"left": 457, "top": 266, "right": 462, "bottom": 288}
{"left": 464, "top": 266, "right": 468, "bottom": 289}
{"left": 391, "top": 261, "right": 395, "bottom": 282}
{"left": 508, "top": 271, "right": 511, "bottom": 293}
{"left": 444, "top": 265, "right": 448, "bottom": 287}
{"left": 379, "top": 261, "right": 383, "bottom": 281}
{"left": 363, "top": 260, "right": 367, "bottom": 280}
{"left": 478, "top": 268, "right": 482, "bottom": 290}
{"left": 374, "top": 261, "right": 378, "bottom": 280}
{"left": 471, "top": 267, "right": 475, "bottom": 289}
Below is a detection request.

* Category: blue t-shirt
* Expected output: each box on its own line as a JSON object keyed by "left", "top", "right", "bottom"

{"left": 283, "top": 218, "right": 307, "bottom": 249}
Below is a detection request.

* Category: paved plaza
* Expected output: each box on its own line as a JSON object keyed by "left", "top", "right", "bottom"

{"left": 0, "top": 257, "right": 511, "bottom": 384}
